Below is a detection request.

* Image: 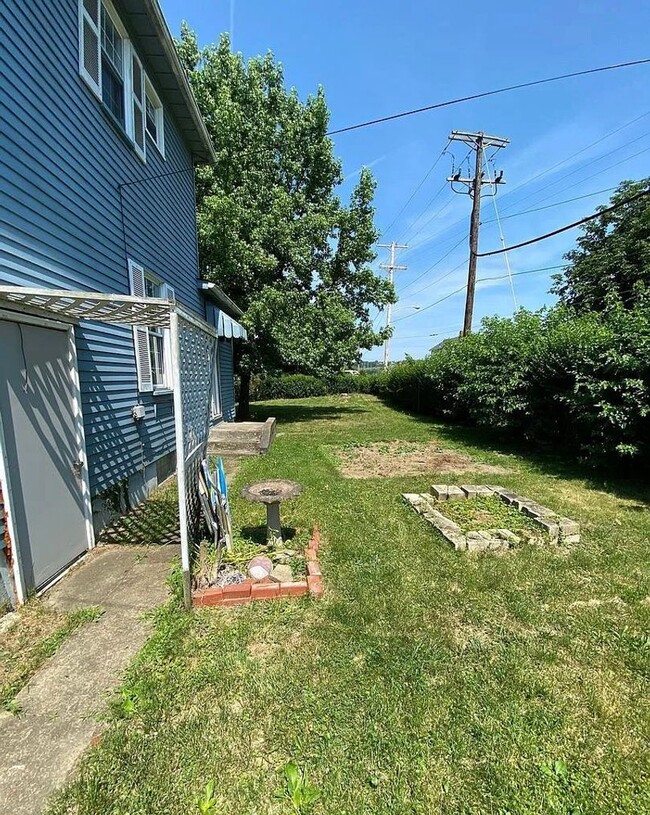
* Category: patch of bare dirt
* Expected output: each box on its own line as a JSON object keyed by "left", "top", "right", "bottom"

{"left": 335, "top": 440, "right": 512, "bottom": 479}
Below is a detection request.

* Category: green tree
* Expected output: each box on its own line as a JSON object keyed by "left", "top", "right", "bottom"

{"left": 176, "top": 28, "right": 394, "bottom": 416}
{"left": 552, "top": 178, "right": 650, "bottom": 313}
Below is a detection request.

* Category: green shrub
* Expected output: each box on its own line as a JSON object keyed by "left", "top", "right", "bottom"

{"left": 251, "top": 371, "right": 384, "bottom": 400}
{"left": 377, "top": 303, "right": 650, "bottom": 470}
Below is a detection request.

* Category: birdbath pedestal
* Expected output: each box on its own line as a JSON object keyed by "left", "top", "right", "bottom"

{"left": 241, "top": 479, "right": 303, "bottom": 543}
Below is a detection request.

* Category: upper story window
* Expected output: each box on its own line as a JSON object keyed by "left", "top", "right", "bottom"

{"left": 144, "top": 78, "right": 165, "bottom": 156}
{"left": 78, "top": 0, "right": 165, "bottom": 163}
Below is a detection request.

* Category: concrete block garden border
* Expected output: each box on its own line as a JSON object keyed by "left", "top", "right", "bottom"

{"left": 402, "top": 486, "right": 580, "bottom": 553}
{"left": 192, "top": 526, "right": 324, "bottom": 608}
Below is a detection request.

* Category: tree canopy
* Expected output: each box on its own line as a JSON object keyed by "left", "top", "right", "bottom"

{"left": 553, "top": 178, "right": 650, "bottom": 312}
{"left": 176, "top": 28, "right": 394, "bottom": 385}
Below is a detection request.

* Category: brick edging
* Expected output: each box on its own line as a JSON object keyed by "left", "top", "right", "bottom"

{"left": 192, "top": 526, "right": 323, "bottom": 607}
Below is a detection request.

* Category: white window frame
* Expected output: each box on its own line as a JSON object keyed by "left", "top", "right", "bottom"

{"left": 128, "top": 259, "right": 174, "bottom": 393}
{"left": 144, "top": 77, "right": 165, "bottom": 157}
{"left": 211, "top": 343, "right": 222, "bottom": 420}
{"left": 78, "top": 0, "right": 165, "bottom": 163}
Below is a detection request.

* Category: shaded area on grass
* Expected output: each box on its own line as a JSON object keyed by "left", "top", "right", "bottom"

{"left": 97, "top": 479, "right": 179, "bottom": 547}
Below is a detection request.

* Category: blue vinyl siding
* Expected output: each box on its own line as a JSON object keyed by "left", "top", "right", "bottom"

{"left": 0, "top": 0, "right": 203, "bottom": 494}
{"left": 218, "top": 340, "right": 236, "bottom": 422}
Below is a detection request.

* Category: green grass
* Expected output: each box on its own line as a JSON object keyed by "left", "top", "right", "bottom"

{"left": 1, "top": 602, "right": 102, "bottom": 708}
{"left": 439, "top": 495, "right": 545, "bottom": 536}
{"left": 48, "top": 395, "right": 650, "bottom": 814}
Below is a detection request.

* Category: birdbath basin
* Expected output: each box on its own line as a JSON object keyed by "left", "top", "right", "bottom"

{"left": 241, "top": 479, "right": 303, "bottom": 543}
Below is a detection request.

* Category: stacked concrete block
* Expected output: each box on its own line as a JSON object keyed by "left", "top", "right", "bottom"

{"left": 403, "top": 484, "right": 581, "bottom": 551}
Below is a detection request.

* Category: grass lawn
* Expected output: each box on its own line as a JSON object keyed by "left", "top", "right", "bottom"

{"left": 49, "top": 395, "right": 650, "bottom": 814}
{"left": 1, "top": 602, "right": 101, "bottom": 711}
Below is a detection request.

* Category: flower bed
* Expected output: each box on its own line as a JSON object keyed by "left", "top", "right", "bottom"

{"left": 193, "top": 526, "right": 324, "bottom": 607}
{"left": 403, "top": 486, "right": 580, "bottom": 552}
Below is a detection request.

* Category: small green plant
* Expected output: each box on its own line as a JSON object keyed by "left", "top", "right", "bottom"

{"left": 195, "top": 780, "right": 219, "bottom": 814}
{"left": 541, "top": 758, "right": 569, "bottom": 785}
{"left": 116, "top": 688, "right": 139, "bottom": 718}
{"left": 275, "top": 761, "right": 320, "bottom": 814}
{"left": 3, "top": 698, "right": 22, "bottom": 716}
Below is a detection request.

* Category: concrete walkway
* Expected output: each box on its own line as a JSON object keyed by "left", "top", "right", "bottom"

{"left": 0, "top": 543, "right": 177, "bottom": 815}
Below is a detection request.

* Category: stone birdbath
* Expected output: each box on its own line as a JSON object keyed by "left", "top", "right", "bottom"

{"left": 241, "top": 479, "right": 303, "bottom": 543}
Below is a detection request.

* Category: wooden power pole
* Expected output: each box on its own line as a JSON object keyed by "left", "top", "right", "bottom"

{"left": 378, "top": 241, "right": 407, "bottom": 368}
{"left": 447, "top": 131, "right": 509, "bottom": 335}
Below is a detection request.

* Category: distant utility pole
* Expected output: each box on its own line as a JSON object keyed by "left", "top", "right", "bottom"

{"left": 447, "top": 130, "right": 509, "bottom": 335}
{"left": 378, "top": 241, "right": 407, "bottom": 368}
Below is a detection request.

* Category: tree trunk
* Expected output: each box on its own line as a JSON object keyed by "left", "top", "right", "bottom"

{"left": 237, "top": 370, "right": 251, "bottom": 421}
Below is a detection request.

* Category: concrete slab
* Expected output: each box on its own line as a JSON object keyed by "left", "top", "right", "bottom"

{"left": 0, "top": 543, "right": 177, "bottom": 815}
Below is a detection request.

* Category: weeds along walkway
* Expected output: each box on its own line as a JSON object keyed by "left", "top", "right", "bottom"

{"left": 48, "top": 396, "right": 650, "bottom": 815}
{"left": 0, "top": 545, "right": 176, "bottom": 815}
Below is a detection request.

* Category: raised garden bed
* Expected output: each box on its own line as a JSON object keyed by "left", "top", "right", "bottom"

{"left": 403, "top": 485, "right": 580, "bottom": 552}
{"left": 192, "top": 526, "right": 323, "bottom": 608}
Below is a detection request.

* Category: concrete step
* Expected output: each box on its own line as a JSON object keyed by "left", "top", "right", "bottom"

{"left": 207, "top": 417, "right": 276, "bottom": 457}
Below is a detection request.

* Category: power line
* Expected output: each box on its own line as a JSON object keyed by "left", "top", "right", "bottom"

{"left": 327, "top": 58, "right": 650, "bottom": 136}
{"left": 392, "top": 284, "right": 467, "bottom": 323}
{"left": 496, "top": 109, "right": 650, "bottom": 207}
{"left": 482, "top": 187, "right": 617, "bottom": 224}
{"left": 484, "top": 154, "right": 516, "bottom": 309}
{"left": 406, "top": 256, "right": 469, "bottom": 298}
{"left": 499, "top": 131, "right": 650, "bottom": 213}
{"left": 398, "top": 234, "right": 468, "bottom": 295}
{"left": 478, "top": 188, "right": 650, "bottom": 256}
{"left": 379, "top": 139, "right": 451, "bottom": 238}
{"left": 393, "top": 263, "right": 569, "bottom": 325}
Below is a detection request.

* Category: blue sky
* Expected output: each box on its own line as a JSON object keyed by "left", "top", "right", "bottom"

{"left": 161, "top": 0, "right": 650, "bottom": 360}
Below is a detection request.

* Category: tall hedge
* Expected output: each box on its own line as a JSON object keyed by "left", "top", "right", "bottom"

{"left": 374, "top": 304, "right": 650, "bottom": 469}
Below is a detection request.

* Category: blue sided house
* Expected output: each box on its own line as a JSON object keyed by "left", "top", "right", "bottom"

{"left": 0, "top": 0, "right": 247, "bottom": 606}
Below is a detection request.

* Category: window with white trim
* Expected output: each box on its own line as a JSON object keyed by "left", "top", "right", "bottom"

{"left": 128, "top": 260, "right": 174, "bottom": 392}
{"left": 78, "top": 0, "right": 165, "bottom": 162}
{"left": 145, "top": 78, "right": 165, "bottom": 156}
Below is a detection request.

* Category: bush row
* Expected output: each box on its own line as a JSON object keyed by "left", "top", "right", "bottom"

{"left": 251, "top": 372, "right": 378, "bottom": 401}
{"left": 373, "top": 304, "right": 650, "bottom": 469}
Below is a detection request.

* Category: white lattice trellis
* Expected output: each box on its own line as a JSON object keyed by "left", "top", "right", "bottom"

{"left": 171, "top": 309, "right": 218, "bottom": 607}
{"left": 0, "top": 286, "right": 223, "bottom": 609}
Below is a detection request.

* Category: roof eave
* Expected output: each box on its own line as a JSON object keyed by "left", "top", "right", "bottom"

{"left": 200, "top": 282, "right": 245, "bottom": 319}
{"left": 124, "top": 0, "right": 216, "bottom": 164}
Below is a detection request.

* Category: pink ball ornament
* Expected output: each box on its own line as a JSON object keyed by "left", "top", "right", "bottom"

{"left": 248, "top": 555, "right": 273, "bottom": 580}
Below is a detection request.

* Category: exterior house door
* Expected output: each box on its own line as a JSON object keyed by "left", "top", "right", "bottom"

{"left": 0, "top": 318, "right": 89, "bottom": 592}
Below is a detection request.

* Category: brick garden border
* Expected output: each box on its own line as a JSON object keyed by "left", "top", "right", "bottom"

{"left": 402, "top": 485, "right": 580, "bottom": 553}
{"left": 192, "top": 526, "right": 324, "bottom": 608}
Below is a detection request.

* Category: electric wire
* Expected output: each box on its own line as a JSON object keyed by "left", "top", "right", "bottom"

{"left": 327, "top": 59, "right": 650, "bottom": 136}
{"left": 478, "top": 188, "right": 650, "bottom": 256}
{"left": 484, "top": 155, "right": 517, "bottom": 309}
{"left": 378, "top": 139, "right": 451, "bottom": 238}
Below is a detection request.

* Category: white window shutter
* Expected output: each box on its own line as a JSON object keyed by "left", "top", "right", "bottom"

{"left": 161, "top": 284, "right": 175, "bottom": 388}
{"left": 128, "top": 260, "right": 153, "bottom": 392}
{"left": 79, "top": 0, "right": 101, "bottom": 97}
{"left": 130, "top": 47, "right": 146, "bottom": 160}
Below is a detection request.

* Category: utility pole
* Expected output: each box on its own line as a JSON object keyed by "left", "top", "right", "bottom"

{"left": 378, "top": 241, "right": 407, "bottom": 368}
{"left": 447, "top": 131, "right": 509, "bottom": 335}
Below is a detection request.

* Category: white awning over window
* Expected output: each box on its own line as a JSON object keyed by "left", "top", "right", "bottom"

{"left": 217, "top": 311, "right": 247, "bottom": 340}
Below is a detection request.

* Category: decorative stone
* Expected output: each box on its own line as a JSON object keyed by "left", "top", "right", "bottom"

{"left": 248, "top": 556, "right": 273, "bottom": 581}
{"left": 475, "top": 485, "right": 495, "bottom": 496}
{"left": 403, "top": 487, "right": 580, "bottom": 554}
{"left": 534, "top": 518, "right": 560, "bottom": 541}
{"left": 494, "top": 529, "right": 520, "bottom": 544}
{"left": 270, "top": 564, "right": 293, "bottom": 583}
{"left": 558, "top": 518, "right": 580, "bottom": 537}
{"left": 460, "top": 485, "right": 480, "bottom": 497}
